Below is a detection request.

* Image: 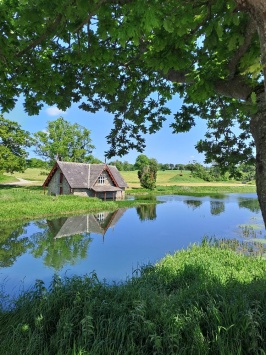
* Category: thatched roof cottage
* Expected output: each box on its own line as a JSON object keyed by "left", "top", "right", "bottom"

{"left": 43, "top": 161, "right": 128, "bottom": 200}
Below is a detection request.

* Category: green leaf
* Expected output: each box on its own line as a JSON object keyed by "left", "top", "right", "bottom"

{"left": 163, "top": 18, "right": 174, "bottom": 33}
{"left": 251, "top": 92, "right": 256, "bottom": 104}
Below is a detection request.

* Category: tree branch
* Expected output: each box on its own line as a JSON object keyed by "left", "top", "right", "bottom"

{"left": 16, "top": 13, "right": 64, "bottom": 57}
{"left": 227, "top": 17, "right": 257, "bottom": 79}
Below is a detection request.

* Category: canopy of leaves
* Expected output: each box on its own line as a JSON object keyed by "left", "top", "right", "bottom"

{"left": 0, "top": 116, "right": 33, "bottom": 173}
{"left": 34, "top": 117, "right": 95, "bottom": 165}
{"left": 0, "top": 0, "right": 264, "bottom": 171}
{"left": 134, "top": 154, "right": 150, "bottom": 171}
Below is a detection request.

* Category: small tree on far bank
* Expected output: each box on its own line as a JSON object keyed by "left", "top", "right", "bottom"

{"left": 137, "top": 157, "right": 158, "bottom": 190}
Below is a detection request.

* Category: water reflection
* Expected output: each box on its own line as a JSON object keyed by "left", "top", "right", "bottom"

{"left": 136, "top": 204, "right": 157, "bottom": 221}
{"left": 1, "top": 193, "right": 264, "bottom": 295}
{"left": 181, "top": 196, "right": 259, "bottom": 216}
{"left": 183, "top": 198, "right": 225, "bottom": 215}
{"left": 238, "top": 198, "right": 260, "bottom": 213}
{"left": 0, "top": 222, "right": 32, "bottom": 267}
{"left": 210, "top": 201, "right": 225, "bottom": 216}
{"left": 51, "top": 209, "right": 127, "bottom": 239}
{"left": 30, "top": 209, "right": 127, "bottom": 270}
{"left": 183, "top": 200, "right": 203, "bottom": 210}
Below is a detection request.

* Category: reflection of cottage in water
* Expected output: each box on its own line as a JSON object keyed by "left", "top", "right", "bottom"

{"left": 48, "top": 209, "right": 127, "bottom": 240}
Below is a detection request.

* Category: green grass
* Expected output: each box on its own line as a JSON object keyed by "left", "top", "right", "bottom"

{"left": 121, "top": 170, "right": 207, "bottom": 187}
{"left": 128, "top": 184, "right": 256, "bottom": 197}
{"left": 4, "top": 168, "right": 48, "bottom": 182}
{"left": 1, "top": 243, "right": 266, "bottom": 354}
{"left": 0, "top": 186, "right": 154, "bottom": 223}
{"left": 0, "top": 174, "right": 17, "bottom": 184}
{"left": 121, "top": 169, "right": 255, "bottom": 188}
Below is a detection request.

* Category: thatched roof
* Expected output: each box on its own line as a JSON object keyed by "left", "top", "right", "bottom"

{"left": 43, "top": 161, "right": 128, "bottom": 189}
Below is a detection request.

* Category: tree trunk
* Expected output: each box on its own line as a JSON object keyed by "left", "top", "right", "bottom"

{"left": 250, "top": 92, "right": 266, "bottom": 227}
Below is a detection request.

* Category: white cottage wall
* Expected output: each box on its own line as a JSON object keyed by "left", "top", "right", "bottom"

{"left": 47, "top": 169, "right": 70, "bottom": 195}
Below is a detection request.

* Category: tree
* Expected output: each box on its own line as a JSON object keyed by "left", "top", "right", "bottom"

{"left": 138, "top": 157, "right": 158, "bottom": 190}
{"left": 109, "top": 160, "right": 123, "bottom": 171}
{"left": 1, "top": 0, "right": 266, "bottom": 224}
{"left": 0, "top": 116, "right": 33, "bottom": 173}
{"left": 26, "top": 158, "right": 48, "bottom": 169}
{"left": 34, "top": 117, "right": 95, "bottom": 165}
{"left": 134, "top": 154, "right": 150, "bottom": 171}
{"left": 159, "top": 163, "right": 170, "bottom": 171}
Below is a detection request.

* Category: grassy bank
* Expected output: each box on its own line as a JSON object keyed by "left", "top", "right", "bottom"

{"left": 0, "top": 186, "right": 152, "bottom": 223}
{"left": 128, "top": 184, "right": 256, "bottom": 197}
{"left": 0, "top": 168, "right": 256, "bottom": 223}
{"left": 1, "top": 243, "right": 266, "bottom": 354}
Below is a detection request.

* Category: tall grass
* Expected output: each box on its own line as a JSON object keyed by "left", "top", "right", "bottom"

{"left": 1, "top": 244, "right": 266, "bottom": 354}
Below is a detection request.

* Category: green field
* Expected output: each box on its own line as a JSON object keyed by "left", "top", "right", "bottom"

{"left": 3, "top": 168, "right": 49, "bottom": 184}
{"left": 3, "top": 168, "right": 255, "bottom": 188}
{"left": 120, "top": 169, "right": 204, "bottom": 187}
{"left": 4, "top": 168, "right": 202, "bottom": 186}
{"left": 120, "top": 169, "right": 255, "bottom": 188}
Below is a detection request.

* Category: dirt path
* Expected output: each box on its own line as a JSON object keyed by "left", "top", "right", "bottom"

{"left": 5, "top": 178, "right": 42, "bottom": 186}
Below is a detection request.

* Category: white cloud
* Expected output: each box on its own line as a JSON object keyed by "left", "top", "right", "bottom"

{"left": 46, "top": 106, "right": 67, "bottom": 116}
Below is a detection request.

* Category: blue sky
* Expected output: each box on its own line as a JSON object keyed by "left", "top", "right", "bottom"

{"left": 6, "top": 96, "right": 207, "bottom": 165}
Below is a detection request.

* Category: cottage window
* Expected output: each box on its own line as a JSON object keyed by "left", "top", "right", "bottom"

{"left": 98, "top": 175, "right": 105, "bottom": 184}
{"left": 59, "top": 173, "right": 63, "bottom": 183}
{"left": 97, "top": 213, "right": 104, "bottom": 221}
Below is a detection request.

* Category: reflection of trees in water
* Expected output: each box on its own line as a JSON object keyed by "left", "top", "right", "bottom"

{"left": 30, "top": 220, "right": 92, "bottom": 271}
{"left": 1, "top": 210, "right": 126, "bottom": 272}
{"left": 210, "top": 201, "right": 225, "bottom": 216}
{"left": 238, "top": 198, "right": 260, "bottom": 213}
{"left": 136, "top": 204, "right": 157, "bottom": 221}
{"left": 31, "top": 230, "right": 92, "bottom": 271}
{"left": 0, "top": 222, "right": 32, "bottom": 267}
{"left": 183, "top": 200, "right": 203, "bottom": 210}
{"left": 206, "top": 237, "right": 266, "bottom": 258}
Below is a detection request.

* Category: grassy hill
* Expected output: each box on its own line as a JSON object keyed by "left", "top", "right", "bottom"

{"left": 2, "top": 168, "right": 48, "bottom": 184}
{"left": 120, "top": 170, "right": 247, "bottom": 188}
{"left": 2, "top": 168, "right": 254, "bottom": 188}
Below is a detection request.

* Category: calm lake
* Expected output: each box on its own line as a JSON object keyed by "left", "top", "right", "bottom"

{"left": 1, "top": 193, "right": 265, "bottom": 296}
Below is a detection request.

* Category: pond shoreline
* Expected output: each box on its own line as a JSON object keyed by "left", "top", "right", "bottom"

{"left": 1, "top": 244, "right": 266, "bottom": 354}
{"left": 0, "top": 183, "right": 256, "bottom": 224}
